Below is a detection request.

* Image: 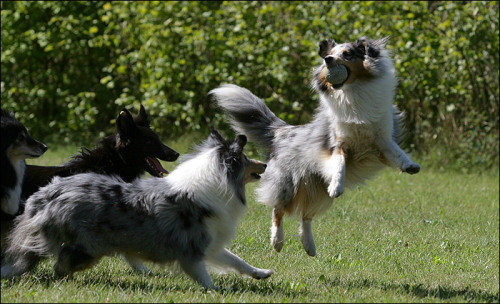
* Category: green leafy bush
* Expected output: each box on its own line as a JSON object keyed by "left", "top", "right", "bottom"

{"left": 1, "top": 1, "right": 498, "bottom": 171}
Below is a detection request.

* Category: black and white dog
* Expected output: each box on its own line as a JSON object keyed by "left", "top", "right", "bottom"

{"left": 1, "top": 107, "right": 47, "bottom": 248}
{"left": 1, "top": 108, "right": 47, "bottom": 215}
{"left": 210, "top": 37, "right": 420, "bottom": 256}
{"left": 2, "top": 128, "right": 271, "bottom": 290}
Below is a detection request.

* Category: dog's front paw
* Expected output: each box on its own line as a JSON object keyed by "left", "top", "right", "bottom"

{"left": 252, "top": 268, "right": 273, "bottom": 279}
{"left": 328, "top": 181, "right": 344, "bottom": 198}
{"left": 402, "top": 162, "right": 420, "bottom": 174}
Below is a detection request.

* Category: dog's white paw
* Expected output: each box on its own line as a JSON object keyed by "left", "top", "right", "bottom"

{"left": 271, "top": 225, "right": 284, "bottom": 252}
{"left": 123, "top": 255, "right": 150, "bottom": 274}
{"left": 302, "top": 240, "right": 316, "bottom": 257}
{"left": 402, "top": 162, "right": 420, "bottom": 174}
{"left": 252, "top": 268, "right": 273, "bottom": 279}
{"left": 328, "top": 181, "right": 344, "bottom": 198}
{"left": 300, "top": 220, "right": 316, "bottom": 257}
{"left": 132, "top": 263, "right": 150, "bottom": 274}
{"left": 301, "top": 233, "right": 317, "bottom": 257}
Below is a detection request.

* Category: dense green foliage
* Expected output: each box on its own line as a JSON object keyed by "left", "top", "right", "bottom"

{"left": 1, "top": 1, "right": 498, "bottom": 171}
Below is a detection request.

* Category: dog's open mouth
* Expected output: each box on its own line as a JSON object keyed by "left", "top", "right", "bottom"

{"left": 145, "top": 157, "right": 169, "bottom": 177}
{"left": 244, "top": 159, "right": 266, "bottom": 184}
{"left": 251, "top": 172, "right": 261, "bottom": 180}
{"left": 27, "top": 153, "right": 43, "bottom": 158}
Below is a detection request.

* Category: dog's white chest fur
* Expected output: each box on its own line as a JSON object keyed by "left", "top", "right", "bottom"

{"left": 1, "top": 158, "right": 25, "bottom": 215}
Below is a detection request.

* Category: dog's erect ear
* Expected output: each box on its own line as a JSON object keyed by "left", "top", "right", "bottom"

{"left": 209, "top": 126, "right": 226, "bottom": 144}
{"left": 235, "top": 134, "right": 247, "bottom": 148}
{"left": 318, "top": 39, "right": 336, "bottom": 58}
{"left": 116, "top": 108, "right": 138, "bottom": 139}
{"left": 230, "top": 134, "right": 247, "bottom": 155}
{"left": 373, "top": 36, "right": 389, "bottom": 49}
{"left": 0, "top": 107, "right": 14, "bottom": 118}
{"left": 134, "top": 104, "right": 150, "bottom": 127}
{"left": 356, "top": 36, "right": 385, "bottom": 58}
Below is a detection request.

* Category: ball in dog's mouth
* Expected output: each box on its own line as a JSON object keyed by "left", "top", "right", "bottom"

{"left": 326, "top": 64, "right": 349, "bottom": 88}
{"left": 145, "top": 157, "right": 169, "bottom": 177}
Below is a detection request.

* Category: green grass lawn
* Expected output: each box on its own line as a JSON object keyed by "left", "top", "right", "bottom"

{"left": 1, "top": 136, "right": 499, "bottom": 303}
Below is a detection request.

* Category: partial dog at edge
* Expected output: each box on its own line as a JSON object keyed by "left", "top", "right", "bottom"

{"left": 1, "top": 108, "right": 47, "bottom": 248}
{"left": 1, "top": 128, "right": 271, "bottom": 290}
{"left": 210, "top": 36, "right": 421, "bottom": 257}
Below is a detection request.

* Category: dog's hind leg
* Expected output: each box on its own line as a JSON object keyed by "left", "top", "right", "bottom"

{"left": 1, "top": 251, "right": 41, "bottom": 279}
{"left": 122, "top": 254, "right": 150, "bottom": 274}
{"left": 270, "top": 207, "right": 285, "bottom": 252}
{"left": 300, "top": 218, "right": 316, "bottom": 257}
{"left": 53, "top": 244, "right": 99, "bottom": 277}
{"left": 210, "top": 248, "right": 273, "bottom": 279}
{"left": 179, "top": 259, "right": 217, "bottom": 290}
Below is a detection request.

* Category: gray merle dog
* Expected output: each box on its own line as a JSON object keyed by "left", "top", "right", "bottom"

{"left": 210, "top": 37, "right": 420, "bottom": 257}
{"left": 1, "top": 128, "right": 271, "bottom": 290}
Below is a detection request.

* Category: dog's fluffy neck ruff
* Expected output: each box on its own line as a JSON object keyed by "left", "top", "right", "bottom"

{"left": 166, "top": 148, "right": 245, "bottom": 207}
{"left": 320, "top": 56, "right": 397, "bottom": 125}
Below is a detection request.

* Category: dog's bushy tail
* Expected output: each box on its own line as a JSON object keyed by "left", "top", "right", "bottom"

{"left": 209, "top": 84, "right": 287, "bottom": 150}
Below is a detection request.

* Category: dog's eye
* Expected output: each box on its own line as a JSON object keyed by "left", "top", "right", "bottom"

{"left": 16, "top": 133, "right": 26, "bottom": 142}
{"left": 228, "top": 154, "right": 241, "bottom": 164}
{"left": 343, "top": 51, "right": 354, "bottom": 59}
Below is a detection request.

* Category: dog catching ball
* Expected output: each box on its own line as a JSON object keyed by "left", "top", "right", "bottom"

{"left": 325, "top": 64, "right": 348, "bottom": 85}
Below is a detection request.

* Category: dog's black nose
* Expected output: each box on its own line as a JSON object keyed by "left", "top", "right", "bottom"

{"left": 42, "top": 144, "right": 48, "bottom": 153}
{"left": 169, "top": 151, "right": 180, "bottom": 161}
{"left": 263, "top": 164, "right": 267, "bottom": 169}
{"left": 325, "top": 55, "right": 335, "bottom": 66}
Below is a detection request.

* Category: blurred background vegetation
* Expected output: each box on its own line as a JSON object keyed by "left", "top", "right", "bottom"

{"left": 1, "top": 1, "right": 498, "bottom": 172}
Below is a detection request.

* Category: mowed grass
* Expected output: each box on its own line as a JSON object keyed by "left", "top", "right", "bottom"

{"left": 1, "top": 134, "right": 499, "bottom": 303}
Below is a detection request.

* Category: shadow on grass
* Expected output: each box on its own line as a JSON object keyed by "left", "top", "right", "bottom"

{"left": 4, "top": 269, "right": 497, "bottom": 301}
{"left": 322, "top": 276, "right": 499, "bottom": 303}
{"left": 2, "top": 270, "right": 307, "bottom": 297}
{"left": 1, "top": 270, "right": 182, "bottom": 293}
{"left": 216, "top": 276, "right": 309, "bottom": 297}
{"left": 74, "top": 273, "right": 309, "bottom": 297}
